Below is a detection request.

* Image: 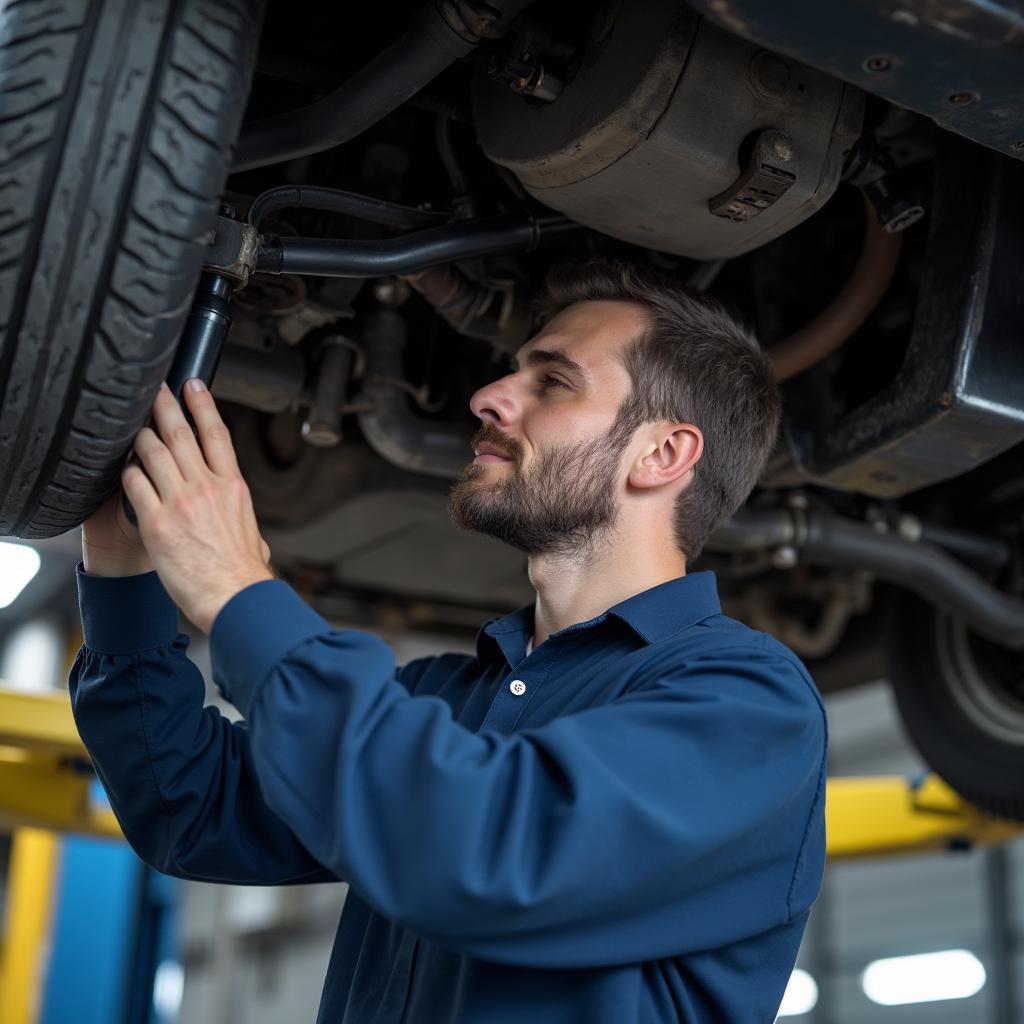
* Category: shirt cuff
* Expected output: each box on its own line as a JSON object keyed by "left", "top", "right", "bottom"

{"left": 209, "top": 578, "right": 333, "bottom": 715}
{"left": 75, "top": 560, "right": 180, "bottom": 654}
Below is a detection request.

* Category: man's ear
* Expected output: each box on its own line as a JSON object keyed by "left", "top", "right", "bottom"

{"left": 628, "top": 424, "right": 703, "bottom": 491}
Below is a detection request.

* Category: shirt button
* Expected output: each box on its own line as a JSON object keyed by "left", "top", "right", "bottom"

{"left": 509, "top": 679, "right": 527, "bottom": 696}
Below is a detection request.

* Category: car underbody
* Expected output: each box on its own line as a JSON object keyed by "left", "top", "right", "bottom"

{"left": 1, "top": 0, "right": 1022, "bottom": 813}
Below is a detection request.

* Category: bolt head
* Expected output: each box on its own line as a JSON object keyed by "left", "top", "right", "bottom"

{"left": 372, "top": 278, "right": 410, "bottom": 305}
{"left": 862, "top": 55, "right": 892, "bottom": 73}
{"left": 301, "top": 420, "right": 341, "bottom": 447}
{"left": 771, "top": 546, "right": 799, "bottom": 569}
{"left": 773, "top": 138, "right": 794, "bottom": 161}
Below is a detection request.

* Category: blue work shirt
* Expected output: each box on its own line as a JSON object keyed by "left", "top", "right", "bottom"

{"left": 69, "top": 561, "right": 827, "bottom": 1023}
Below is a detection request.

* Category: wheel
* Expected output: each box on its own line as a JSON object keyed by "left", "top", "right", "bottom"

{"left": 0, "top": 0, "right": 262, "bottom": 538}
{"left": 887, "top": 590, "right": 1024, "bottom": 820}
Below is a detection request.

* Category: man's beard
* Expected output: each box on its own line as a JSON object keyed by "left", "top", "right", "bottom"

{"left": 448, "top": 422, "right": 631, "bottom": 557}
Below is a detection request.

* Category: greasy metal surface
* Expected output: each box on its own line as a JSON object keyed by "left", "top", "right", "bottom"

{"left": 784, "top": 140, "right": 1024, "bottom": 496}
{"left": 474, "top": 2, "right": 863, "bottom": 259}
{"left": 690, "top": 0, "right": 1024, "bottom": 160}
{"left": 204, "top": 216, "right": 258, "bottom": 285}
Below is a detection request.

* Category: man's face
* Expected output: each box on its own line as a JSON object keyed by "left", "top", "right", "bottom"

{"left": 448, "top": 300, "right": 643, "bottom": 556}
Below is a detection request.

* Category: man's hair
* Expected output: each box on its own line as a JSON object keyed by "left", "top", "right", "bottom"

{"left": 536, "top": 257, "right": 781, "bottom": 562}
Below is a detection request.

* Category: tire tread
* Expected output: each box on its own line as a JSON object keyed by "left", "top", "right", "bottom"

{"left": 0, "top": 0, "right": 261, "bottom": 537}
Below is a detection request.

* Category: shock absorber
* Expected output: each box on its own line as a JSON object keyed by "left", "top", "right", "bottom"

{"left": 122, "top": 271, "right": 236, "bottom": 526}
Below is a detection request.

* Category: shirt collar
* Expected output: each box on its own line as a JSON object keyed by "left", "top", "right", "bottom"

{"left": 474, "top": 571, "right": 721, "bottom": 665}
{"left": 606, "top": 570, "right": 721, "bottom": 643}
{"left": 475, "top": 603, "right": 535, "bottom": 666}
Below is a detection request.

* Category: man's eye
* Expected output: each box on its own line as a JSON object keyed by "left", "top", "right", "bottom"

{"left": 540, "top": 375, "right": 568, "bottom": 389}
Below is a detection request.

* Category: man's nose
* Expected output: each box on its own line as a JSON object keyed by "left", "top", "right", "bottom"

{"left": 469, "top": 375, "right": 518, "bottom": 426}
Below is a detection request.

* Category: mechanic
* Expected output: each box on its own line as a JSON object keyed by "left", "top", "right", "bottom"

{"left": 69, "top": 258, "right": 826, "bottom": 1023}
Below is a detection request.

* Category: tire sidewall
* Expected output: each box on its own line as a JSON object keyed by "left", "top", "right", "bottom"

{"left": 887, "top": 589, "right": 1024, "bottom": 819}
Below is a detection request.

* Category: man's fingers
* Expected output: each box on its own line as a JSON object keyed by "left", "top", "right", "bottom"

{"left": 151, "top": 381, "right": 208, "bottom": 480}
{"left": 133, "top": 426, "right": 184, "bottom": 501}
{"left": 121, "top": 462, "right": 161, "bottom": 521}
{"left": 183, "top": 379, "right": 241, "bottom": 478}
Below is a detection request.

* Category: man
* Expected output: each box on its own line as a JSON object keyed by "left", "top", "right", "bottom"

{"left": 71, "top": 258, "right": 826, "bottom": 1023}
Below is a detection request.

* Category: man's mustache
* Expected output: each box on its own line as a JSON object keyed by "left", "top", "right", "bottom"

{"left": 470, "top": 424, "right": 522, "bottom": 465}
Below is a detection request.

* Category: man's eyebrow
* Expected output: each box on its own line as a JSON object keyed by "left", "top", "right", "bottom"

{"left": 512, "top": 348, "right": 592, "bottom": 382}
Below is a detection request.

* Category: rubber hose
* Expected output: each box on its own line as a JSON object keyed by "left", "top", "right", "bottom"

{"left": 770, "top": 193, "right": 902, "bottom": 382}
{"left": 233, "top": 0, "right": 532, "bottom": 172}
{"left": 246, "top": 185, "right": 448, "bottom": 230}
{"left": 256, "top": 214, "right": 583, "bottom": 278}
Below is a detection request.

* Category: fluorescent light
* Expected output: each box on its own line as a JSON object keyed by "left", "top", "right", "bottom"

{"left": 776, "top": 968, "right": 818, "bottom": 1017}
{"left": 862, "top": 949, "right": 986, "bottom": 1006}
{"left": 152, "top": 959, "right": 184, "bottom": 1019}
{"left": 0, "top": 541, "right": 41, "bottom": 608}
{"left": 0, "top": 618, "right": 63, "bottom": 692}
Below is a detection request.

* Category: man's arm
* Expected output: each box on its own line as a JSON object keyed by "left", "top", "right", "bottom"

{"left": 210, "top": 577, "right": 828, "bottom": 968}
{"left": 69, "top": 562, "right": 339, "bottom": 886}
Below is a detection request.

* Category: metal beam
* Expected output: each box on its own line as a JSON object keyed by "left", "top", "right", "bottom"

{"left": 0, "top": 687, "right": 119, "bottom": 839}
{"left": 825, "top": 774, "right": 1024, "bottom": 860}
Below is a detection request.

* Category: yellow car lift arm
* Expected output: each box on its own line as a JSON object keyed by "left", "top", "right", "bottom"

{"left": 0, "top": 687, "right": 119, "bottom": 839}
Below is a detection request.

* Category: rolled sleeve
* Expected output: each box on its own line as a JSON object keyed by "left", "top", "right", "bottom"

{"left": 209, "top": 579, "right": 334, "bottom": 715}
{"left": 75, "top": 560, "right": 179, "bottom": 654}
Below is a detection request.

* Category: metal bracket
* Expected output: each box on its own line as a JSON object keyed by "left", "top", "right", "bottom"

{"left": 709, "top": 128, "right": 799, "bottom": 222}
{"left": 204, "top": 215, "right": 260, "bottom": 287}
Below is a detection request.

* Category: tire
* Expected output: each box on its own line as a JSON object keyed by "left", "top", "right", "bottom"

{"left": 0, "top": 0, "right": 261, "bottom": 538}
{"left": 887, "top": 590, "right": 1024, "bottom": 820}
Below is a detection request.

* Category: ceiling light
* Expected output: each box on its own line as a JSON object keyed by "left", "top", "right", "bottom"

{"left": 776, "top": 968, "right": 818, "bottom": 1017}
{"left": 0, "top": 542, "right": 41, "bottom": 608}
{"left": 862, "top": 949, "right": 986, "bottom": 1006}
{"left": 0, "top": 618, "right": 63, "bottom": 692}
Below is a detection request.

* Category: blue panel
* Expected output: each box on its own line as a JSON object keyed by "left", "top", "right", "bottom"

{"left": 40, "top": 836, "right": 143, "bottom": 1024}
{"left": 41, "top": 781, "right": 184, "bottom": 1023}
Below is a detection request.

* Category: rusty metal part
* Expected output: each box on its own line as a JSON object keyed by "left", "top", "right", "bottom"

{"left": 488, "top": 37, "right": 565, "bottom": 102}
{"left": 402, "top": 263, "right": 531, "bottom": 350}
{"left": 356, "top": 308, "right": 471, "bottom": 478}
{"left": 302, "top": 336, "right": 357, "bottom": 447}
{"left": 204, "top": 215, "right": 260, "bottom": 286}
{"left": 769, "top": 193, "right": 902, "bottom": 381}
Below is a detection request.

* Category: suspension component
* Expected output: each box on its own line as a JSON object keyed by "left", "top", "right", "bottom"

{"left": 122, "top": 272, "right": 236, "bottom": 526}
{"left": 302, "top": 336, "right": 357, "bottom": 447}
